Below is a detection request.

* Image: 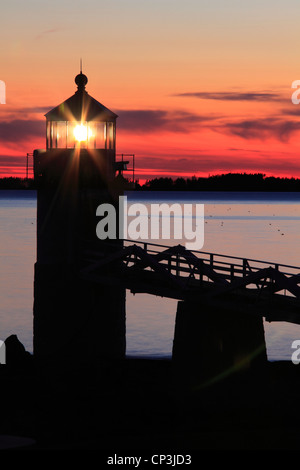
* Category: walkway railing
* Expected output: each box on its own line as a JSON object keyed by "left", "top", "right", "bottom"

{"left": 122, "top": 238, "right": 300, "bottom": 286}
{"left": 81, "top": 238, "right": 300, "bottom": 303}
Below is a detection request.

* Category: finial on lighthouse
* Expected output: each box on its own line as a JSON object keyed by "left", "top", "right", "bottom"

{"left": 75, "top": 59, "right": 88, "bottom": 92}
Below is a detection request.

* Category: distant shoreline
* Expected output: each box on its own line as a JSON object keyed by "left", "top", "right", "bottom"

{"left": 1, "top": 173, "right": 300, "bottom": 191}
{"left": 135, "top": 173, "right": 300, "bottom": 192}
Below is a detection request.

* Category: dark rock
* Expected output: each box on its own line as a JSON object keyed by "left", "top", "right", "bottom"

{"left": 4, "top": 335, "right": 32, "bottom": 366}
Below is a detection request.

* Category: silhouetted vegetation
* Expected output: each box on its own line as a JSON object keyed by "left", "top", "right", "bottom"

{"left": 135, "top": 173, "right": 300, "bottom": 191}
{"left": 0, "top": 177, "right": 36, "bottom": 189}
{"left": 1, "top": 173, "right": 300, "bottom": 191}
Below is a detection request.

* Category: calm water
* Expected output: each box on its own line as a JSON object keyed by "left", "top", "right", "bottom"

{"left": 1, "top": 190, "right": 300, "bottom": 361}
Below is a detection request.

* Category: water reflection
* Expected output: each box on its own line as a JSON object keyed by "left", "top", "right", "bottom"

{"left": 0, "top": 191, "right": 300, "bottom": 361}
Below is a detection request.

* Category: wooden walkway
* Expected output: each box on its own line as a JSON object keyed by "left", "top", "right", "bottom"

{"left": 80, "top": 240, "right": 300, "bottom": 324}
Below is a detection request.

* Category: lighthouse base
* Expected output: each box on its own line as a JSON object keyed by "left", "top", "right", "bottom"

{"left": 33, "top": 263, "right": 126, "bottom": 366}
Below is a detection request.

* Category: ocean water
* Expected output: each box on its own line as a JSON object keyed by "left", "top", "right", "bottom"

{"left": 1, "top": 189, "right": 300, "bottom": 362}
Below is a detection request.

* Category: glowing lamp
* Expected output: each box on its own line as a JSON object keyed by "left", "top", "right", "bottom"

{"left": 74, "top": 124, "right": 88, "bottom": 142}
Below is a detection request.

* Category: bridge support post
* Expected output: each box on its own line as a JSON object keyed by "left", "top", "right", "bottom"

{"left": 172, "top": 301, "right": 267, "bottom": 389}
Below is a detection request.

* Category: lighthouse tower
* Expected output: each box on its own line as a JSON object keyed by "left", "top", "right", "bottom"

{"left": 33, "top": 71, "right": 126, "bottom": 365}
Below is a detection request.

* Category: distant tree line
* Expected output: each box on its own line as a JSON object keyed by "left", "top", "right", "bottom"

{"left": 1, "top": 173, "right": 300, "bottom": 191}
{"left": 135, "top": 173, "right": 300, "bottom": 191}
{"left": 0, "top": 177, "right": 36, "bottom": 189}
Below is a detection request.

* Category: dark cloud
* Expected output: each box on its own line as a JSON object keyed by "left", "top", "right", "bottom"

{"left": 0, "top": 154, "right": 29, "bottom": 176}
{"left": 280, "top": 107, "right": 300, "bottom": 117}
{"left": 116, "top": 107, "right": 299, "bottom": 142}
{"left": 0, "top": 119, "right": 44, "bottom": 143}
{"left": 3, "top": 106, "right": 54, "bottom": 119}
{"left": 0, "top": 155, "right": 27, "bottom": 166}
{"left": 20, "top": 106, "right": 54, "bottom": 114}
{"left": 174, "top": 91, "right": 284, "bottom": 102}
{"left": 35, "top": 28, "right": 63, "bottom": 40}
{"left": 116, "top": 109, "right": 215, "bottom": 133}
{"left": 226, "top": 148, "right": 261, "bottom": 153}
{"left": 1, "top": 109, "right": 299, "bottom": 150}
{"left": 218, "top": 118, "right": 300, "bottom": 141}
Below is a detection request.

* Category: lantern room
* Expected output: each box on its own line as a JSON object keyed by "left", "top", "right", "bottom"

{"left": 45, "top": 72, "right": 117, "bottom": 150}
{"left": 34, "top": 70, "right": 119, "bottom": 185}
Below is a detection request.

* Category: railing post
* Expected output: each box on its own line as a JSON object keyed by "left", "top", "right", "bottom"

{"left": 210, "top": 253, "right": 214, "bottom": 267}
{"left": 274, "top": 264, "right": 279, "bottom": 285}
{"left": 199, "top": 259, "right": 203, "bottom": 283}
{"left": 176, "top": 253, "right": 180, "bottom": 277}
{"left": 133, "top": 154, "right": 135, "bottom": 183}
{"left": 243, "top": 259, "right": 247, "bottom": 277}
{"left": 168, "top": 255, "right": 172, "bottom": 273}
{"left": 230, "top": 264, "right": 235, "bottom": 282}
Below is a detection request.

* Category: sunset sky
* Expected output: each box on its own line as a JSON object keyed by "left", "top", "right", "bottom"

{"left": 1, "top": 0, "right": 300, "bottom": 182}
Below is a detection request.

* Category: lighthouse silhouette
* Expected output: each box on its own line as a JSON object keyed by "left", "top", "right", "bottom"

{"left": 33, "top": 69, "right": 126, "bottom": 365}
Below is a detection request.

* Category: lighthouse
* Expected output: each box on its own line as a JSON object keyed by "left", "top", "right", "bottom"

{"left": 33, "top": 70, "right": 126, "bottom": 365}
